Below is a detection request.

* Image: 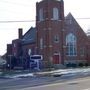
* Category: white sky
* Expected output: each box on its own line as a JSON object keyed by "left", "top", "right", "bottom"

{"left": 0, "top": 0, "right": 90, "bottom": 55}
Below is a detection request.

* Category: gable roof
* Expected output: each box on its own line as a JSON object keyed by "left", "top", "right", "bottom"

{"left": 65, "top": 12, "right": 88, "bottom": 41}
{"left": 65, "top": 13, "right": 87, "bottom": 34}
{"left": 22, "top": 27, "right": 36, "bottom": 45}
{"left": 65, "top": 13, "right": 78, "bottom": 25}
{"left": 65, "top": 13, "right": 73, "bottom": 19}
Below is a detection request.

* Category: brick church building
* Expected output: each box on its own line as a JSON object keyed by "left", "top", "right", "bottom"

{"left": 6, "top": 0, "right": 90, "bottom": 69}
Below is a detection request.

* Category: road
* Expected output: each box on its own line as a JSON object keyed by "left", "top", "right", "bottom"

{"left": 0, "top": 76, "right": 62, "bottom": 90}
{"left": 1, "top": 68, "right": 90, "bottom": 90}
{"left": 0, "top": 75, "right": 90, "bottom": 90}
{"left": 17, "top": 77, "right": 90, "bottom": 90}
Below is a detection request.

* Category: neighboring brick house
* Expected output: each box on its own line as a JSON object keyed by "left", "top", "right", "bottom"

{"left": 22, "top": 27, "right": 36, "bottom": 57}
{"left": 6, "top": 27, "right": 36, "bottom": 68}
{"left": 6, "top": 0, "right": 90, "bottom": 69}
{"left": 21, "top": 27, "right": 36, "bottom": 68}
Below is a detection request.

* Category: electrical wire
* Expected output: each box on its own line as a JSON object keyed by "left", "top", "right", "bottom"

{"left": 0, "top": 20, "right": 35, "bottom": 23}
{"left": 0, "top": 18, "right": 90, "bottom": 23}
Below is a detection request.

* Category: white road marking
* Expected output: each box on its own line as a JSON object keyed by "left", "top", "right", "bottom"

{"left": 83, "top": 88, "right": 90, "bottom": 90}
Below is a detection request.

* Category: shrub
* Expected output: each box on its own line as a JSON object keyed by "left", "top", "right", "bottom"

{"left": 78, "top": 63, "right": 83, "bottom": 67}
{"left": 85, "top": 63, "right": 88, "bottom": 67}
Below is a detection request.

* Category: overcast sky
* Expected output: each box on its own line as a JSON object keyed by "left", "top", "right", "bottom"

{"left": 0, "top": 0, "right": 90, "bottom": 55}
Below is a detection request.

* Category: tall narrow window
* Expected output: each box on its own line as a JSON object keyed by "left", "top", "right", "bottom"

{"left": 66, "top": 33, "right": 77, "bottom": 56}
{"left": 40, "top": 38, "right": 43, "bottom": 49}
{"left": 39, "top": 8, "right": 43, "bottom": 21}
{"left": 53, "top": 7, "right": 59, "bottom": 20}
{"left": 13, "top": 43, "right": 16, "bottom": 47}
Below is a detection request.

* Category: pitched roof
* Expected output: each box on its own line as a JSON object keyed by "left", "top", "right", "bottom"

{"left": 65, "top": 13, "right": 84, "bottom": 31}
{"left": 65, "top": 12, "right": 87, "bottom": 38}
{"left": 65, "top": 12, "right": 77, "bottom": 24}
{"left": 22, "top": 27, "right": 36, "bottom": 45}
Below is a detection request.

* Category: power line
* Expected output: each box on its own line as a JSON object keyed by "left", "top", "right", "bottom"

{"left": 0, "top": 20, "right": 35, "bottom": 23}
{"left": 76, "top": 18, "right": 90, "bottom": 20}
{"left": 0, "top": 18, "right": 90, "bottom": 23}
{"left": 65, "top": 18, "right": 90, "bottom": 20}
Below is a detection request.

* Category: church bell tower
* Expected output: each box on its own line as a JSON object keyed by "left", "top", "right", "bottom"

{"left": 36, "top": 0, "right": 64, "bottom": 68}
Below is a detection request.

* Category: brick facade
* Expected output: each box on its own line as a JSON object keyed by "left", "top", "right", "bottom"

{"left": 36, "top": 0, "right": 64, "bottom": 67}
{"left": 36, "top": 0, "right": 90, "bottom": 67}
{"left": 6, "top": 0, "right": 90, "bottom": 68}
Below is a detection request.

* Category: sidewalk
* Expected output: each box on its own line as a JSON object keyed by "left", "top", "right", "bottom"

{"left": 0, "top": 70, "right": 34, "bottom": 78}
{"left": 34, "top": 67, "right": 90, "bottom": 77}
{"left": 1, "top": 67, "right": 90, "bottom": 78}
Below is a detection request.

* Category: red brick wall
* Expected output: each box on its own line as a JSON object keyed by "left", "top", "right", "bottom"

{"left": 36, "top": 0, "right": 64, "bottom": 65}
{"left": 36, "top": 0, "right": 90, "bottom": 66}
{"left": 64, "top": 19, "right": 89, "bottom": 65}
{"left": 12, "top": 39, "right": 22, "bottom": 58}
{"left": 22, "top": 43, "right": 36, "bottom": 57}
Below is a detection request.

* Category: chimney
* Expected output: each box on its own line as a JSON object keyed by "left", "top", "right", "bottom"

{"left": 18, "top": 28, "right": 23, "bottom": 39}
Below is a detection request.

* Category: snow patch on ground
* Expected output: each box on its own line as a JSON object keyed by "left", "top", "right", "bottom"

{"left": 51, "top": 68, "right": 90, "bottom": 76}
{"left": 5, "top": 73, "right": 34, "bottom": 78}
{"left": 14, "top": 68, "right": 90, "bottom": 78}
{"left": 2, "top": 68, "right": 90, "bottom": 78}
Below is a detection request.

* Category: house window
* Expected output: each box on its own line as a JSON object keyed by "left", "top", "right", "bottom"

{"left": 13, "top": 44, "right": 16, "bottom": 47}
{"left": 28, "top": 49, "right": 32, "bottom": 55}
{"left": 66, "top": 33, "right": 77, "bottom": 56}
{"left": 53, "top": 7, "right": 59, "bottom": 20}
{"left": 14, "top": 53, "right": 16, "bottom": 56}
{"left": 39, "top": 8, "right": 43, "bottom": 21}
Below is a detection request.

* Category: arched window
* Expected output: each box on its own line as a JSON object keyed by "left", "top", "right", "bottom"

{"left": 66, "top": 33, "right": 77, "bottom": 56}
{"left": 39, "top": 8, "right": 43, "bottom": 21}
{"left": 53, "top": 7, "right": 59, "bottom": 20}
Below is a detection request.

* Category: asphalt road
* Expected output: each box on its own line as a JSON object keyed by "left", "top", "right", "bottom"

{"left": 17, "top": 77, "right": 90, "bottom": 90}
{"left": 0, "top": 73, "right": 90, "bottom": 90}
{"left": 0, "top": 76, "right": 62, "bottom": 90}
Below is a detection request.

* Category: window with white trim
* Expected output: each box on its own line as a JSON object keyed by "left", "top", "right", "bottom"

{"left": 53, "top": 7, "right": 59, "bottom": 20}
{"left": 66, "top": 33, "right": 77, "bottom": 56}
